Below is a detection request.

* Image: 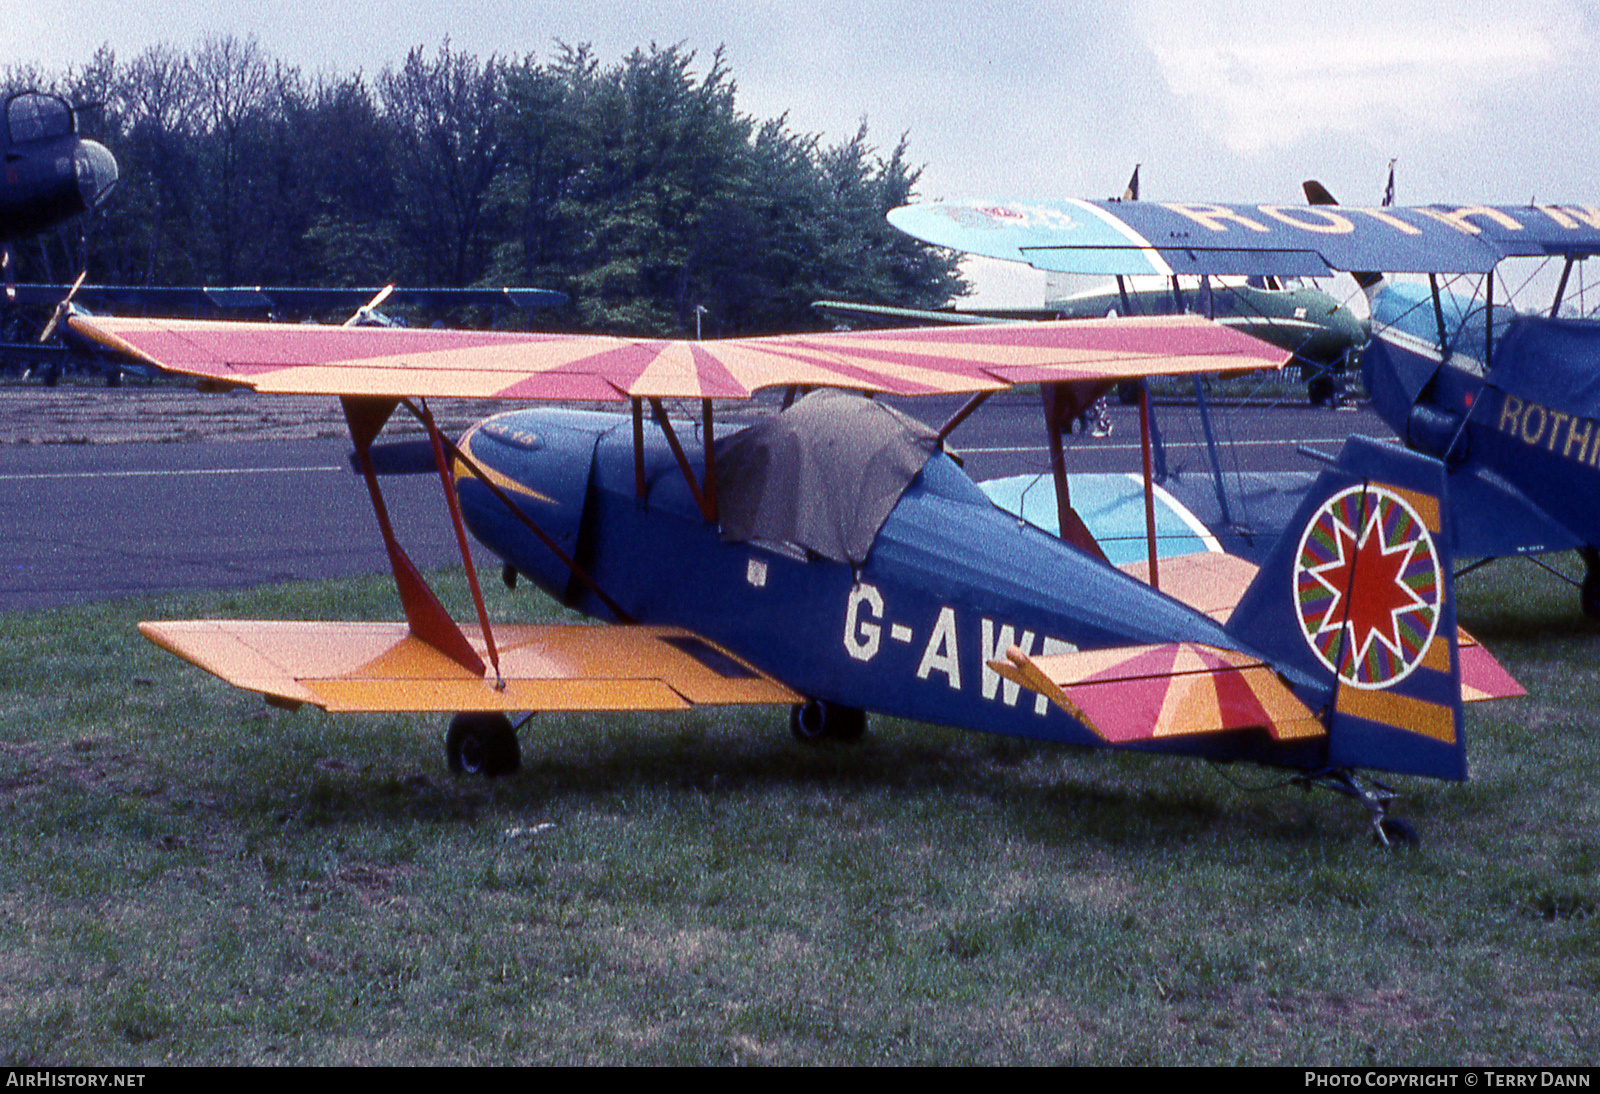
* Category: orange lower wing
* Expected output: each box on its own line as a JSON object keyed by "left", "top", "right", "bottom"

{"left": 140, "top": 620, "right": 800, "bottom": 713}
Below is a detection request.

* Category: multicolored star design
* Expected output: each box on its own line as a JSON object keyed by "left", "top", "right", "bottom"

{"left": 1294, "top": 485, "right": 1442, "bottom": 688}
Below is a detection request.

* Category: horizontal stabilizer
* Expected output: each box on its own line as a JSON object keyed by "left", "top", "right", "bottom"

{"left": 1117, "top": 552, "right": 1260, "bottom": 622}
{"left": 1125, "top": 555, "right": 1519, "bottom": 705}
{"left": 139, "top": 620, "right": 800, "bottom": 713}
{"left": 991, "top": 642, "right": 1326, "bottom": 744}
{"left": 1457, "top": 630, "right": 1525, "bottom": 701}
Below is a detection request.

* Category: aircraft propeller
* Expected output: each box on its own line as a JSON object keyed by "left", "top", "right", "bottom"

{"left": 38, "top": 269, "right": 88, "bottom": 344}
{"left": 345, "top": 284, "right": 397, "bottom": 327}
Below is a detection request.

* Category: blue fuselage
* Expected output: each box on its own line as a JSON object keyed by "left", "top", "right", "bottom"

{"left": 1365, "top": 282, "right": 1598, "bottom": 555}
{"left": 453, "top": 408, "right": 1252, "bottom": 749}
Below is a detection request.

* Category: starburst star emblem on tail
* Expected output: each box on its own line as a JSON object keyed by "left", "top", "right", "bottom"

{"left": 1294, "top": 484, "right": 1443, "bottom": 689}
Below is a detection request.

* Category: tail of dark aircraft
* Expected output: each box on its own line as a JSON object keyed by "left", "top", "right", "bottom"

{"left": 1224, "top": 436, "right": 1470, "bottom": 782}
{"left": 1303, "top": 179, "right": 1385, "bottom": 293}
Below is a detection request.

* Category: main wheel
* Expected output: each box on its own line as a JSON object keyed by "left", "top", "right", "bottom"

{"left": 790, "top": 700, "right": 867, "bottom": 744}
{"left": 446, "top": 712, "right": 521, "bottom": 777}
{"left": 1580, "top": 547, "right": 1600, "bottom": 619}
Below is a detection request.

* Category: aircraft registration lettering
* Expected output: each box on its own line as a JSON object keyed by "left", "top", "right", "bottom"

{"left": 1497, "top": 393, "right": 1600, "bottom": 466}
{"left": 917, "top": 607, "right": 962, "bottom": 690}
{"left": 842, "top": 590, "right": 1077, "bottom": 711}
{"left": 844, "top": 583, "right": 884, "bottom": 662}
{"left": 980, "top": 619, "right": 1036, "bottom": 706}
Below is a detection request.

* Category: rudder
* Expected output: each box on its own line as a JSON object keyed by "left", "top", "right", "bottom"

{"left": 1225, "top": 436, "right": 1468, "bottom": 781}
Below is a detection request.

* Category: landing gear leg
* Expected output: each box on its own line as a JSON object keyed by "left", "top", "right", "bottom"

{"left": 1580, "top": 546, "right": 1600, "bottom": 619}
{"left": 1293, "top": 768, "right": 1418, "bottom": 848}
{"left": 790, "top": 700, "right": 867, "bottom": 744}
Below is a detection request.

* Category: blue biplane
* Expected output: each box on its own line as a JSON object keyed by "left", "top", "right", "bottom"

{"left": 66, "top": 308, "right": 1521, "bottom": 842}
{"left": 890, "top": 193, "right": 1600, "bottom": 614}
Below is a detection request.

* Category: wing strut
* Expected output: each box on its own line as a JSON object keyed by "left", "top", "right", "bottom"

{"left": 1040, "top": 383, "right": 1110, "bottom": 562}
{"left": 937, "top": 391, "right": 992, "bottom": 441}
{"left": 342, "top": 396, "right": 486, "bottom": 677}
{"left": 632, "top": 398, "right": 646, "bottom": 499}
{"left": 437, "top": 432, "right": 635, "bottom": 624}
{"left": 1138, "top": 380, "right": 1160, "bottom": 591}
{"left": 1551, "top": 255, "right": 1576, "bottom": 318}
{"left": 649, "top": 397, "right": 718, "bottom": 523}
{"left": 414, "top": 398, "right": 503, "bottom": 688}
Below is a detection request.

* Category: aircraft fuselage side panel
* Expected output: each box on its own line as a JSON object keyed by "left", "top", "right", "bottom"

{"left": 455, "top": 407, "right": 1308, "bottom": 758}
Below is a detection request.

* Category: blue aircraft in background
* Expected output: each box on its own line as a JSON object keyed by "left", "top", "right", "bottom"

{"left": 889, "top": 189, "right": 1600, "bottom": 615}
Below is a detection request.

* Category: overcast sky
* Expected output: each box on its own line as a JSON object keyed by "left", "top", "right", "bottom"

{"left": 6, "top": 1, "right": 1597, "bottom": 301}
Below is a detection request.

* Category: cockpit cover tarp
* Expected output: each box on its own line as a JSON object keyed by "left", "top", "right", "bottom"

{"left": 1492, "top": 316, "right": 1600, "bottom": 418}
{"left": 714, "top": 389, "right": 941, "bottom": 566}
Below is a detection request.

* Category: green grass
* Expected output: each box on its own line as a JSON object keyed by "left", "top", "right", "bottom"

{"left": 0, "top": 557, "right": 1597, "bottom": 1064}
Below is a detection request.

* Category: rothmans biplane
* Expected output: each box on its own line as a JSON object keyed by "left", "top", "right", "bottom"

{"left": 66, "top": 307, "right": 1521, "bottom": 843}
{"left": 889, "top": 193, "right": 1600, "bottom": 616}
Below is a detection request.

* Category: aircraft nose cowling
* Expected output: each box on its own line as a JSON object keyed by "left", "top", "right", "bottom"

{"left": 454, "top": 409, "right": 618, "bottom": 604}
{"left": 74, "top": 140, "right": 119, "bottom": 209}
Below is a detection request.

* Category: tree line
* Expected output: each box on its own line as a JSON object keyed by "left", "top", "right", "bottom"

{"left": 4, "top": 37, "right": 965, "bottom": 337}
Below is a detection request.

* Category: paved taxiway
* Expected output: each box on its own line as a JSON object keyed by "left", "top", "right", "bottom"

{"left": 0, "top": 390, "right": 1384, "bottom": 611}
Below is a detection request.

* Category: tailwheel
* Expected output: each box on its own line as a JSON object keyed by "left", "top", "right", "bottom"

{"left": 1580, "top": 547, "right": 1600, "bottom": 619}
{"left": 1293, "top": 768, "right": 1419, "bottom": 849}
{"left": 790, "top": 699, "right": 867, "bottom": 744}
{"left": 445, "top": 712, "right": 521, "bottom": 777}
{"left": 1372, "top": 816, "right": 1419, "bottom": 849}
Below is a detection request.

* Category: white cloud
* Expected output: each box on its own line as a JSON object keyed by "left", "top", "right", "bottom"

{"left": 1134, "top": 2, "right": 1586, "bottom": 154}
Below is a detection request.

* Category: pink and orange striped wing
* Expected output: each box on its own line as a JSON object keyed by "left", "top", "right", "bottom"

{"left": 67, "top": 313, "right": 1288, "bottom": 401}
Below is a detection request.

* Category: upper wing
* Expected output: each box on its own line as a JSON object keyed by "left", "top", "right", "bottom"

{"left": 140, "top": 620, "right": 800, "bottom": 713}
{"left": 65, "top": 312, "right": 1287, "bottom": 402}
{"left": 889, "top": 199, "right": 1600, "bottom": 277}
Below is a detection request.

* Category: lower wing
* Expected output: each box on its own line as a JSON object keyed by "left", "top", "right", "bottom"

{"left": 140, "top": 620, "right": 800, "bottom": 713}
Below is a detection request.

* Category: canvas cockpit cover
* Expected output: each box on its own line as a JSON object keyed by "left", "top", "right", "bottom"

{"left": 715, "top": 389, "right": 941, "bottom": 565}
{"left": 1491, "top": 316, "right": 1600, "bottom": 417}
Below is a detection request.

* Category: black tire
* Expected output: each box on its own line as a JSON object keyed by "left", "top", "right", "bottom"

{"left": 790, "top": 700, "right": 867, "bottom": 744}
{"left": 446, "top": 712, "right": 521, "bottom": 777}
{"left": 1580, "top": 547, "right": 1600, "bottom": 619}
{"left": 1373, "top": 816, "right": 1419, "bottom": 849}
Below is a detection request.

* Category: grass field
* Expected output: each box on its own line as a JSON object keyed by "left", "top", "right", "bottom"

{"left": 1, "top": 556, "right": 1597, "bottom": 1065}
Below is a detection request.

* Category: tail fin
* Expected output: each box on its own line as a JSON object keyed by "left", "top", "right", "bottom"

{"left": 1302, "top": 179, "right": 1386, "bottom": 295}
{"left": 1225, "top": 436, "right": 1469, "bottom": 781}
